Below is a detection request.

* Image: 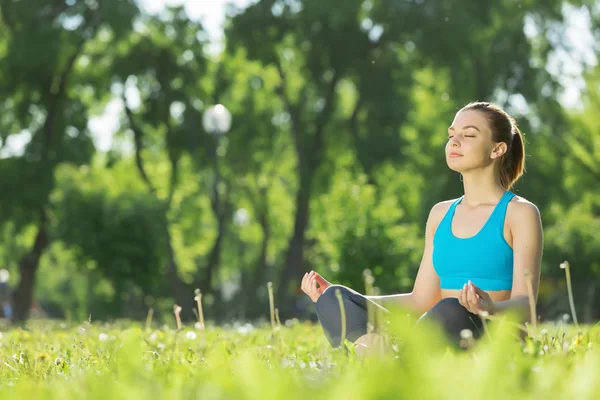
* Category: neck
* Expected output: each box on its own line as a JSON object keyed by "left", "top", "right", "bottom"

{"left": 460, "top": 168, "right": 506, "bottom": 206}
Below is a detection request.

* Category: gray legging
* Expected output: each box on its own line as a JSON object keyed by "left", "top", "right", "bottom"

{"left": 315, "top": 285, "right": 484, "bottom": 347}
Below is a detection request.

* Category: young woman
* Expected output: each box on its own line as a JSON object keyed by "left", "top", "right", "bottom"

{"left": 300, "top": 102, "right": 544, "bottom": 354}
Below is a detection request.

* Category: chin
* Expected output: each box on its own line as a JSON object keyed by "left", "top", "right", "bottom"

{"left": 446, "top": 158, "right": 465, "bottom": 172}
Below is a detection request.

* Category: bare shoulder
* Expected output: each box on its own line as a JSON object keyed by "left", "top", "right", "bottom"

{"left": 507, "top": 195, "right": 542, "bottom": 222}
{"left": 427, "top": 199, "right": 458, "bottom": 228}
{"left": 508, "top": 195, "right": 540, "bottom": 219}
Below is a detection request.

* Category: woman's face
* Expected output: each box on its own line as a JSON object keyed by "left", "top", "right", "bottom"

{"left": 445, "top": 109, "right": 505, "bottom": 173}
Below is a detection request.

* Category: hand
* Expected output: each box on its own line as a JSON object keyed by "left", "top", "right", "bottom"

{"left": 458, "top": 280, "right": 496, "bottom": 315}
{"left": 301, "top": 271, "right": 332, "bottom": 303}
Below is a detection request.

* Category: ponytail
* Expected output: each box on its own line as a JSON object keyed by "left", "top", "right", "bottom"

{"left": 499, "top": 122, "right": 525, "bottom": 190}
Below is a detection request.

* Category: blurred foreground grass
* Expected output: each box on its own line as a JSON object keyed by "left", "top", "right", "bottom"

{"left": 0, "top": 313, "right": 599, "bottom": 400}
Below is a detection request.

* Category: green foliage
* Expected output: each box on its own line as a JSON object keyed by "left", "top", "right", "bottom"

{"left": 51, "top": 164, "right": 167, "bottom": 294}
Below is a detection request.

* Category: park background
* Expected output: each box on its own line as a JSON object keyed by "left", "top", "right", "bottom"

{"left": 0, "top": 0, "right": 599, "bottom": 326}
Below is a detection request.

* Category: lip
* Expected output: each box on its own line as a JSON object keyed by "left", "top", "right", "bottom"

{"left": 448, "top": 152, "right": 463, "bottom": 158}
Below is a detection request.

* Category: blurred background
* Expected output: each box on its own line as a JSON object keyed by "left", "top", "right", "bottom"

{"left": 0, "top": 0, "right": 598, "bottom": 325}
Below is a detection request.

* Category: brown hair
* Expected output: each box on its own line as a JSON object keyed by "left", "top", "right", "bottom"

{"left": 460, "top": 102, "right": 525, "bottom": 189}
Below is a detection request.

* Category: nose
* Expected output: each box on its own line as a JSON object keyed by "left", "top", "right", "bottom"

{"left": 449, "top": 137, "right": 460, "bottom": 147}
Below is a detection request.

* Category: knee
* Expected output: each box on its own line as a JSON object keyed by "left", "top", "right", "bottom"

{"left": 430, "top": 297, "right": 462, "bottom": 313}
{"left": 315, "top": 284, "right": 355, "bottom": 313}
{"left": 418, "top": 298, "right": 463, "bottom": 323}
{"left": 316, "top": 285, "right": 346, "bottom": 305}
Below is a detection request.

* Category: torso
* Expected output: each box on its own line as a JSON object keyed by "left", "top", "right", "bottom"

{"left": 434, "top": 194, "right": 517, "bottom": 303}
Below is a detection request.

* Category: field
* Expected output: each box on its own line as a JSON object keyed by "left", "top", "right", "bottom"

{"left": 1, "top": 312, "right": 599, "bottom": 400}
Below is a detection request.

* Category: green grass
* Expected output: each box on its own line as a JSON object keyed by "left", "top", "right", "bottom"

{"left": 0, "top": 314, "right": 599, "bottom": 399}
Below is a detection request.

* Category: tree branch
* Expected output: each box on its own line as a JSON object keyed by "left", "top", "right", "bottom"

{"left": 123, "top": 91, "right": 156, "bottom": 194}
{"left": 348, "top": 93, "right": 363, "bottom": 145}
{"left": 42, "top": 5, "right": 102, "bottom": 152}
{"left": 311, "top": 71, "right": 340, "bottom": 165}
{"left": 0, "top": 2, "right": 16, "bottom": 32}
{"left": 275, "top": 58, "right": 304, "bottom": 163}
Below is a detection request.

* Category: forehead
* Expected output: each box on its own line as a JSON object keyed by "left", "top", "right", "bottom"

{"left": 449, "top": 109, "right": 489, "bottom": 131}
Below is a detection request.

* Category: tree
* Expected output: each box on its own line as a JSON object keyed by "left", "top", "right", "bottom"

{"left": 107, "top": 6, "right": 210, "bottom": 313}
{"left": 0, "top": 0, "right": 139, "bottom": 321}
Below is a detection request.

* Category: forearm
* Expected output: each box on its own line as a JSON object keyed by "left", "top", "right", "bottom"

{"left": 491, "top": 295, "right": 531, "bottom": 321}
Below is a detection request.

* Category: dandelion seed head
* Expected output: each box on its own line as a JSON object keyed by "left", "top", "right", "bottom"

{"left": 98, "top": 333, "right": 109, "bottom": 342}
{"left": 185, "top": 331, "right": 197, "bottom": 340}
{"left": 560, "top": 261, "right": 570, "bottom": 269}
{"left": 460, "top": 329, "right": 473, "bottom": 340}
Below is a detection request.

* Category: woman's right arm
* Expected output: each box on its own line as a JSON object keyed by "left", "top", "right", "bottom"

{"left": 365, "top": 202, "right": 448, "bottom": 314}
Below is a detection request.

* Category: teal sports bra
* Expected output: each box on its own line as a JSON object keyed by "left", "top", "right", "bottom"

{"left": 432, "top": 191, "right": 515, "bottom": 291}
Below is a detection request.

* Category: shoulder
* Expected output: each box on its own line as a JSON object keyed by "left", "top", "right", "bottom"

{"left": 507, "top": 195, "right": 543, "bottom": 235}
{"left": 426, "top": 198, "right": 458, "bottom": 228}
{"left": 507, "top": 195, "right": 541, "bottom": 222}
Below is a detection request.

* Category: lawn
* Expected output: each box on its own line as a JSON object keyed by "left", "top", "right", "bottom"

{"left": 0, "top": 311, "right": 598, "bottom": 400}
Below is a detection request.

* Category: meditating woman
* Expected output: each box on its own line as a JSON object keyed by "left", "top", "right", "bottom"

{"left": 300, "top": 102, "right": 543, "bottom": 354}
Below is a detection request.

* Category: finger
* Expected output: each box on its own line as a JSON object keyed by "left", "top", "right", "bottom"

{"left": 464, "top": 286, "right": 474, "bottom": 313}
{"left": 301, "top": 273, "right": 309, "bottom": 293}
{"left": 309, "top": 276, "right": 317, "bottom": 296}
{"left": 458, "top": 289, "right": 467, "bottom": 309}
{"left": 467, "top": 284, "right": 479, "bottom": 310}
{"left": 312, "top": 277, "right": 321, "bottom": 300}
{"left": 461, "top": 284, "right": 468, "bottom": 307}
{"left": 471, "top": 283, "right": 488, "bottom": 298}
{"left": 314, "top": 273, "right": 329, "bottom": 287}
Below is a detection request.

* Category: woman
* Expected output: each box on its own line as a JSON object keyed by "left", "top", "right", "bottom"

{"left": 301, "top": 102, "right": 544, "bottom": 355}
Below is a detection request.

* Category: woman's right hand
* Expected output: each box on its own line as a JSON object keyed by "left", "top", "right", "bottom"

{"left": 301, "top": 271, "right": 332, "bottom": 303}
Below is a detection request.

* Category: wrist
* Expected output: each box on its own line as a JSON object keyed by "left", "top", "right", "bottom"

{"left": 487, "top": 300, "right": 498, "bottom": 315}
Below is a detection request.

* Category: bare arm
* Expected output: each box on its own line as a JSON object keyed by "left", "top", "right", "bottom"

{"left": 365, "top": 202, "right": 448, "bottom": 315}
{"left": 491, "top": 201, "right": 543, "bottom": 321}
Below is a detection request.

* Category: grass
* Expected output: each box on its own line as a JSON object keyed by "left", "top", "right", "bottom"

{"left": 0, "top": 263, "right": 595, "bottom": 399}
{"left": 1, "top": 312, "right": 599, "bottom": 400}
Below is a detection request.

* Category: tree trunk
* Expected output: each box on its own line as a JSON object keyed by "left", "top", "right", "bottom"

{"left": 12, "top": 217, "right": 50, "bottom": 322}
{"left": 276, "top": 166, "right": 313, "bottom": 316}
{"left": 203, "top": 229, "right": 224, "bottom": 297}
{"left": 251, "top": 217, "right": 270, "bottom": 297}
{"left": 163, "top": 220, "right": 190, "bottom": 316}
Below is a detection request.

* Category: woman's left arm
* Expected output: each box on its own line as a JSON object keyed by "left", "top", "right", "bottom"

{"left": 491, "top": 201, "right": 544, "bottom": 321}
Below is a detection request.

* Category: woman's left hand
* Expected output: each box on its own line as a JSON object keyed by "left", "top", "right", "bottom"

{"left": 459, "top": 280, "right": 496, "bottom": 315}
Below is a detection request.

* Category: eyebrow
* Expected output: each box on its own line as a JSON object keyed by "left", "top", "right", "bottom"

{"left": 448, "top": 125, "right": 481, "bottom": 132}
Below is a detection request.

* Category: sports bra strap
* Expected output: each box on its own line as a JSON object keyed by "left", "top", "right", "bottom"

{"left": 488, "top": 191, "right": 515, "bottom": 231}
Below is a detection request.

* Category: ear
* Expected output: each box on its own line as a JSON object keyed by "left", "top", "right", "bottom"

{"left": 490, "top": 142, "right": 508, "bottom": 160}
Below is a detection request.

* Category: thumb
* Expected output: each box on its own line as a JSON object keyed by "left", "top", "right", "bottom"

{"left": 313, "top": 273, "right": 330, "bottom": 287}
{"left": 471, "top": 283, "right": 489, "bottom": 299}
